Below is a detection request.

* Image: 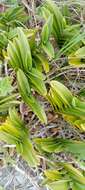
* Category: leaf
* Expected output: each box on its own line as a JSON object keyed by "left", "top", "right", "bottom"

{"left": 34, "top": 53, "right": 49, "bottom": 73}
{"left": 17, "top": 69, "right": 31, "bottom": 99}
{"left": 63, "top": 163, "right": 85, "bottom": 185}
{"left": 26, "top": 96, "right": 47, "bottom": 124}
{"left": 55, "top": 31, "right": 85, "bottom": 59}
{"left": 35, "top": 137, "right": 63, "bottom": 153}
{"left": 44, "top": 0, "right": 66, "bottom": 43}
{"left": 41, "top": 15, "right": 53, "bottom": 44}
{"left": 42, "top": 41, "right": 54, "bottom": 59}
{"left": 0, "top": 6, "right": 28, "bottom": 27}
{"left": 44, "top": 170, "right": 62, "bottom": 181}
{"left": 72, "top": 97, "right": 85, "bottom": 109}
{"left": 48, "top": 80, "right": 85, "bottom": 131}
{"left": 0, "top": 109, "right": 38, "bottom": 167}
{"left": 27, "top": 68, "right": 47, "bottom": 96}
{"left": 68, "top": 54, "right": 81, "bottom": 66}
{"left": 9, "top": 107, "right": 27, "bottom": 132}
{"left": 75, "top": 46, "right": 85, "bottom": 58}
{"left": 17, "top": 69, "right": 47, "bottom": 124}
{"left": 68, "top": 46, "right": 85, "bottom": 65}
{"left": 17, "top": 138, "right": 38, "bottom": 167}
{"left": 0, "top": 77, "right": 13, "bottom": 96}
{"left": 0, "top": 94, "right": 19, "bottom": 113}
{"left": 0, "top": 32, "right": 8, "bottom": 49}
{"left": 7, "top": 40, "right": 22, "bottom": 70}
{"left": 63, "top": 107, "right": 85, "bottom": 119}
{"left": 35, "top": 137, "right": 85, "bottom": 159}
{"left": 72, "top": 182, "right": 85, "bottom": 190}
{"left": 47, "top": 180, "right": 68, "bottom": 190}
{"left": 7, "top": 28, "right": 32, "bottom": 71}
{"left": 63, "top": 139, "right": 85, "bottom": 159}
{"left": 38, "top": 6, "right": 51, "bottom": 20}
{"left": 50, "top": 80, "right": 73, "bottom": 107}
{"left": 17, "top": 28, "right": 32, "bottom": 71}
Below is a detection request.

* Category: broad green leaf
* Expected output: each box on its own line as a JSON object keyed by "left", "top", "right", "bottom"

{"left": 27, "top": 68, "right": 47, "bottom": 96}
{"left": 9, "top": 107, "right": 27, "bottom": 132}
{"left": 7, "top": 28, "right": 32, "bottom": 71}
{"left": 34, "top": 53, "right": 49, "bottom": 73}
{"left": 68, "top": 55, "right": 81, "bottom": 65}
{"left": 47, "top": 180, "right": 68, "bottom": 190}
{"left": 63, "top": 163, "right": 85, "bottom": 185}
{"left": 41, "top": 15, "right": 53, "bottom": 44}
{"left": 0, "top": 77, "right": 13, "bottom": 96}
{"left": 8, "top": 40, "right": 22, "bottom": 69}
{"left": 17, "top": 69, "right": 31, "bottom": 99}
{"left": 16, "top": 138, "right": 38, "bottom": 167}
{"left": 72, "top": 97, "right": 85, "bottom": 109}
{"left": 44, "top": 0, "right": 66, "bottom": 42}
{"left": 72, "top": 182, "right": 85, "bottom": 190}
{"left": 35, "top": 137, "right": 85, "bottom": 159}
{"left": 42, "top": 41, "right": 54, "bottom": 59}
{"left": 44, "top": 170, "right": 62, "bottom": 181}
{"left": 63, "top": 107, "right": 85, "bottom": 119}
{"left": 0, "top": 94, "right": 19, "bottom": 112}
{"left": 75, "top": 46, "right": 85, "bottom": 58}
{"left": 68, "top": 46, "right": 85, "bottom": 65}
{"left": 63, "top": 140, "right": 85, "bottom": 159}
{"left": 13, "top": 37, "right": 23, "bottom": 69}
{"left": 27, "top": 96, "right": 47, "bottom": 124}
{"left": 55, "top": 31, "right": 85, "bottom": 59}
{"left": 29, "top": 67, "right": 45, "bottom": 80}
{"left": 50, "top": 80, "right": 73, "bottom": 107}
{"left": 0, "top": 101, "right": 19, "bottom": 112}
{"left": 0, "top": 110, "right": 38, "bottom": 167}
{"left": 0, "top": 6, "right": 28, "bottom": 27}
{"left": 48, "top": 80, "right": 85, "bottom": 131}
{"left": 39, "top": 6, "right": 51, "bottom": 20}
{"left": 17, "top": 69, "right": 47, "bottom": 124}
{"left": 33, "top": 57, "right": 42, "bottom": 72}
{"left": 0, "top": 94, "right": 18, "bottom": 104}
{"left": 17, "top": 28, "right": 32, "bottom": 71}
{"left": 35, "top": 137, "right": 63, "bottom": 153}
{"left": 7, "top": 42, "right": 19, "bottom": 70}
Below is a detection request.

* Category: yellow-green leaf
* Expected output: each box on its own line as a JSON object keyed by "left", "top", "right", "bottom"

{"left": 44, "top": 170, "right": 62, "bottom": 181}
{"left": 41, "top": 15, "right": 53, "bottom": 44}
{"left": 47, "top": 180, "right": 68, "bottom": 190}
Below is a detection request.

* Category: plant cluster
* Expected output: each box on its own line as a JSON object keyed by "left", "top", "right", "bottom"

{"left": 0, "top": 0, "right": 85, "bottom": 190}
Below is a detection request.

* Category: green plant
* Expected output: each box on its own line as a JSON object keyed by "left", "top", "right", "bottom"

{"left": 1, "top": 1, "right": 85, "bottom": 190}
{"left": 7, "top": 28, "right": 47, "bottom": 123}
{"left": 17, "top": 69, "right": 47, "bottom": 124}
{"left": 68, "top": 46, "right": 85, "bottom": 65}
{"left": 35, "top": 137, "right": 85, "bottom": 160}
{"left": 0, "top": 94, "right": 19, "bottom": 113}
{"left": 48, "top": 80, "right": 85, "bottom": 131}
{"left": 40, "top": 0, "right": 66, "bottom": 45}
{"left": 0, "top": 77, "right": 19, "bottom": 114}
{"left": 41, "top": 14, "right": 54, "bottom": 59}
{"left": 0, "top": 5, "right": 28, "bottom": 60}
{"left": 42, "top": 163, "right": 85, "bottom": 190}
{"left": 0, "top": 6, "right": 28, "bottom": 29}
{"left": 0, "top": 76, "right": 13, "bottom": 96}
{"left": 39, "top": 0, "right": 85, "bottom": 61}
{"left": 0, "top": 108, "right": 38, "bottom": 166}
